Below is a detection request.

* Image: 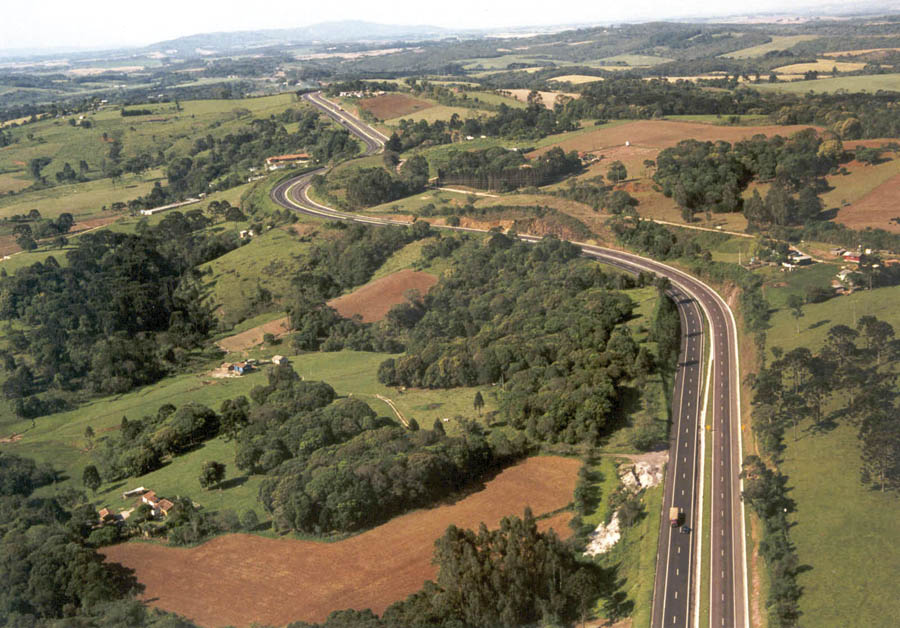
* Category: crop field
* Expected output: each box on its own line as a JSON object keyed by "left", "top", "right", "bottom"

{"left": 760, "top": 285, "right": 900, "bottom": 627}
{"left": 823, "top": 47, "right": 900, "bottom": 57}
{"left": 101, "top": 456, "right": 578, "bottom": 627}
{"left": 216, "top": 315, "right": 290, "bottom": 353}
{"left": 721, "top": 35, "right": 819, "bottom": 59}
{"left": 357, "top": 93, "right": 434, "bottom": 120}
{"left": 549, "top": 75, "right": 605, "bottom": 84}
{"left": 772, "top": 59, "right": 867, "bottom": 74}
{"left": 751, "top": 73, "right": 900, "bottom": 94}
{"left": 825, "top": 155, "right": 900, "bottom": 232}
{"left": 529, "top": 120, "right": 819, "bottom": 158}
{"left": 598, "top": 54, "right": 673, "bottom": 66}
{"left": 384, "top": 105, "right": 490, "bottom": 124}
{"left": 505, "top": 88, "right": 580, "bottom": 109}
{"left": 327, "top": 269, "right": 438, "bottom": 323}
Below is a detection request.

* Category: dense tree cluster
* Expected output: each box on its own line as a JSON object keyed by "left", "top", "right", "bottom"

{"left": 259, "top": 419, "right": 523, "bottom": 535}
{"left": 339, "top": 154, "right": 429, "bottom": 209}
{"left": 0, "top": 211, "right": 233, "bottom": 418}
{"left": 290, "top": 511, "right": 607, "bottom": 628}
{"left": 0, "top": 453, "right": 146, "bottom": 624}
{"left": 653, "top": 130, "right": 840, "bottom": 225}
{"left": 378, "top": 235, "right": 660, "bottom": 443}
{"left": 222, "top": 364, "right": 528, "bottom": 535}
{"left": 436, "top": 146, "right": 581, "bottom": 191}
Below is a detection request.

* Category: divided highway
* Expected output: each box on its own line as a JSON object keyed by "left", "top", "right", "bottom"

{"left": 271, "top": 92, "right": 749, "bottom": 628}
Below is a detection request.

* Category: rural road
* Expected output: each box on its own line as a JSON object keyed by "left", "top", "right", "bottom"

{"left": 272, "top": 92, "right": 749, "bottom": 628}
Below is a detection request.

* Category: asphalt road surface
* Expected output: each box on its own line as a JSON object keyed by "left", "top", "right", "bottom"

{"left": 271, "top": 92, "right": 749, "bottom": 628}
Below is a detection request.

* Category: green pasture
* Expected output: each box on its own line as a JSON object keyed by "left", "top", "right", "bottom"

{"left": 0, "top": 93, "right": 301, "bottom": 200}
{"left": 0, "top": 170, "right": 162, "bottom": 219}
{"left": 199, "top": 226, "right": 310, "bottom": 325}
{"left": 756, "top": 282, "right": 900, "bottom": 626}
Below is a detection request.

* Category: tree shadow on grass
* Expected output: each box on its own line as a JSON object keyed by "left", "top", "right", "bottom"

{"left": 100, "top": 481, "right": 127, "bottom": 496}
{"left": 217, "top": 475, "right": 248, "bottom": 491}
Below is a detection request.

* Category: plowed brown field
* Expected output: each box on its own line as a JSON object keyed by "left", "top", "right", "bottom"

{"left": 358, "top": 93, "right": 434, "bottom": 120}
{"left": 836, "top": 169, "right": 900, "bottom": 232}
{"left": 327, "top": 269, "right": 438, "bottom": 323}
{"left": 217, "top": 316, "right": 290, "bottom": 353}
{"left": 102, "top": 456, "right": 579, "bottom": 628}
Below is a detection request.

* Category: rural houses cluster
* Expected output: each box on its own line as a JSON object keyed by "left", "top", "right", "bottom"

{"left": 96, "top": 486, "right": 174, "bottom": 527}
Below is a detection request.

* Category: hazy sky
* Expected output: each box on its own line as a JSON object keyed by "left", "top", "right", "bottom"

{"left": 0, "top": 0, "right": 851, "bottom": 52}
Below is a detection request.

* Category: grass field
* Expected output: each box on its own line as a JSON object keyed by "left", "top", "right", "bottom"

{"left": 0, "top": 170, "right": 161, "bottom": 219}
{"left": 198, "top": 226, "right": 311, "bottom": 326}
{"left": 751, "top": 73, "right": 900, "bottom": 94}
{"left": 0, "top": 93, "right": 300, "bottom": 201}
{"left": 752, "top": 282, "right": 900, "bottom": 627}
{"left": 722, "top": 35, "right": 819, "bottom": 59}
{"left": 579, "top": 453, "right": 664, "bottom": 627}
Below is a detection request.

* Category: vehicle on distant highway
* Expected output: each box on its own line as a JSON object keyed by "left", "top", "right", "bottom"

{"left": 669, "top": 507, "right": 683, "bottom": 527}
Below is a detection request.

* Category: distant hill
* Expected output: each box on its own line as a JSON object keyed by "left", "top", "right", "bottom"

{"left": 146, "top": 20, "right": 462, "bottom": 54}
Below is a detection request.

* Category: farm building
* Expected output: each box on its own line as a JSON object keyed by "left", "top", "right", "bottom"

{"left": 265, "top": 153, "right": 311, "bottom": 171}
{"left": 140, "top": 490, "right": 175, "bottom": 518}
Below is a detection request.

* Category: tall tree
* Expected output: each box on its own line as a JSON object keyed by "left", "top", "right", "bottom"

{"left": 199, "top": 460, "right": 226, "bottom": 490}
{"left": 82, "top": 464, "right": 101, "bottom": 494}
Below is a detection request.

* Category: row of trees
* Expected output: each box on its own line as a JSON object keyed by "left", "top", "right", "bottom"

{"left": 436, "top": 146, "right": 581, "bottom": 191}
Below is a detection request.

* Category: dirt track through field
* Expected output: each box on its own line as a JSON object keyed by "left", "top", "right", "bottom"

{"left": 102, "top": 456, "right": 579, "bottom": 628}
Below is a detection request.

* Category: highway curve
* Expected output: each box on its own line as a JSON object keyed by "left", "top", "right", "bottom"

{"left": 271, "top": 92, "right": 749, "bottom": 628}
